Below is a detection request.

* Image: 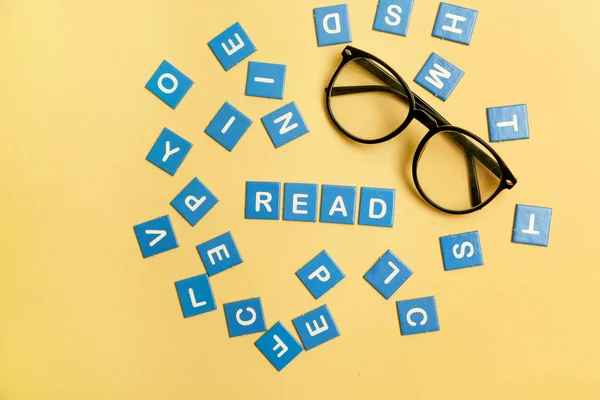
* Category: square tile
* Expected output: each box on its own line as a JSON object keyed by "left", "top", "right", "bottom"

{"left": 224, "top": 298, "right": 266, "bottom": 337}
{"left": 245, "top": 181, "right": 281, "bottom": 220}
{"left": 364, "top": 250, "right": 413, "bottom": 299}
{"left": 314, "top": 4, "right": 352, "bottom": 46}
{"left": 373, "top": 0, "right": 414, "bottom": 37}
{"left": 170, "top": 178, "right": 219, "bottom": 226}
{"left": 512, "top": 204, "right": 552, "bottom": 247}
{"left": 145, "top": 60, "right": 194, "bottom": 109}
{"left": 439, "top": 231, "right": 484, "bottom": 271}
{"left": 296, "top": 250, "right": 345, "bottom": 299}
{"left": 292, "top": 305, "right": 340, "bottom": 350}
{"left": 432, "top": 2, "right": 478, "bottom": 45}
{"left": 133, "top": 215, "right": 179, "bottom": 258}
{"left": 261, "top": 102, "right": 310, "bottom": 148}
{"left": 414, "top": 53, "right": 464, "bottom": 101}
{"left": 319, "top": 184, "right": 357, "bottom": 225}
{"left": 283, "top": 183, "right": 319, "bottom": 222}
{"left": 396, "top": 296, "right": 440, "bottom": 335}
{"left": 245, "top": 62, "right": 287, "bottom": 99}
{"left": 196, "top": 232, "right": 243, "bottom": 276}
{"left": 487, "top": 104, "right": 530, "bottom": 142}
{"left": 358, "top": 187, "right": 396, "bottom": 227}
{"left": 145, "top": 128, "right": 192, "bottom": 176}
{"left": 205, "top": 102, "right": 253, "bottom": 151}
{"left": 255, "top": 322, "right": 304, "bottom": 371}
{"left": 175, "top": 274, "right": 217, "bottom": 318}
{"left": 208, "top": 22, "right": 256, "bottom": 71}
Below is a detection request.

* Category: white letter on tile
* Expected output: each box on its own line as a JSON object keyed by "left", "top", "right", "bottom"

{"left": 452, "top": 242, "right": 474, "bottom": 259}
{"left": 323, "top": 13, "right": 341, "bottom": 34}
{"left": 145, "top": 230, "right": 166, "bottom": 247}
{"left": 306, "top": 315, "right": 329, "bottom": 336}
{"left": 384, "top": 261, "right": 400, "bottom": 284}
{"left": 255, "top": 192, "right": 273, "bottom": 212}
{"left": 222, "top": 33, "right": 245, "bottom": 56}
{"left": 273, "top": 335, "right": 288, "bottom": 357}
{"left": 385, "top": 5, "right": 402, "bottom": 26}
{"left": 189, "top": 288, "right": 207, "bottom": 308}
{"left": 292, "top": 194, "right": 308, "bottom": 215}
{"left": 522, "top": 214, "right": 540, "bottom": 235}
{"left": 308, "top": 266, "right": 331, "bottom": 282}
{"left": 162, "top": 141, "right": 180, "bottom": 162}
{"left": 207, "top": 244, "right": 230, "bottom": 265}
{"left": 425, "top": 64, "right": 451, "bottom": 89}
{"left": 442, "top": 13, "right": 466, "bottom": 34}
{"left": 407, "top": 308, "right": 428, "bottom": 326}
{"left": 369, "top": 198, "right": 387, "bottom": 219}
{"left": 496, "top": 114, "right": 519, "bottom": 132}
{"left": 185, "top": 195, "right": 206, "bottom": 212}
{"left": 158, "top": 73, "right": 178, "bottom": 94}
{"left": 236, "top": 307, "right": 257, "bottom": 326}
{"left": 274, "top": 112, "right": 298, "bottom": 135}
{"left": 329, "top": 196, "right": 348, "bottom": 217}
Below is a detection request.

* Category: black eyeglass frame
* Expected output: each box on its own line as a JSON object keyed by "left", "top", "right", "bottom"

{"left": 324, "top": 46, "right": 518, "bottom": 215}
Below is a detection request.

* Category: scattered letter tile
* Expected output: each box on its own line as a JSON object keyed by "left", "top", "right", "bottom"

{"left": 296, "top": 251, "right": 345, "bottom": 299}
{"left": 145, "top": 60, "right": 194, "bottom": 109}
{"left": 314, "top": 4, "right": 352, "bottom": 46}
{"left": 175, "top": 274, "right": 217, "bottom": 318}
{"left": 432, "top": 2, "right": 478, "bottom": 45}
{"left": 255, "top": 322, "right": 304, "bottom": 371}
{"left": 170, "top": 178, "right": 219, "bottom": 226}
{"left": 512, "top": 204, "right": 552, "bottom": 247}
{"left": 261, "top": 102, "right": 310, "bottom": 148}
{"left": 292, "top": 305, "right": 340, "bottom": 350}
{"left": 373, "top": 0, "right": 415, "bottom": 37}
{"left": 414, "top": 53, "right": 464, "bottom": 101}
{"left": 205, "top": 102, "right": 253, "bottom": 151}
{"left": 283, "top": 183, "right": 319, "bottom": 222}
{"left": 208, "top": 22, "right": 256, "bottom": 71}
{"left": 396, "top": 296, "right": 440, "bottom": 335}
{"left": 364, "top": 250, "right": 413, "bottom": 299}
{"left": 439, "top": 231, "right": 484, "bottom": 271}
{"left": 358, "top": 187, "right": 396, "bottom": 227}
{"left": 245, "top": 181, "right": 282, "bottom": 220}
{"left": 196, "top": 232, "right": 243, "bottom": 276}
{"left": 133, "top": 215, "right": 179, "bottom": 258}
{"left": 319, "top": 184, "right": 357, "bottom": 225}
{"left": 487, "top": 104, "right": 530, "bottom": 142}
{"left": 224, "top": 297, "right": 266, "bottom": 337}
{"left": 246, "top": 62, "right": 287, "bottom": 99}
{"left": 146, "top": 128, "right": 192, "bottom": 176}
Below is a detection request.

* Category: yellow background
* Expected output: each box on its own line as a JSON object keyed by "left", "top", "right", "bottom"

{"left": 2, "top": 0, "right": 599, "bottom": 398}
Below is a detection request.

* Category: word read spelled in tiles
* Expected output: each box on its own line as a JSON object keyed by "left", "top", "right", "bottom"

{"left": 133, "top": 215, "right": 179, "bottom": 258}
{"left": 487, "top": 104, "right": 530, "bottom": 142}
{"left": 319, "top": 184, "right": 357, "bottom": 225}
{"left": 255, "top": 322, "right": 304, "bottom": 371}
{"left": 292, "top": 305, "right": 340, "bottom": 350}
{"left": 432, "top": 2, "right": 479, "bottom": 45}
{"left": 245, "top": 181, "right": 281, "bottom": 220}
{"left": 196, "top": 232, "right": 243, "bottom": 276}
{"left": 261, "top": 102, "right": 310, "bottom": 148}
{"left": 296, "top": 251, "right": 345, "bottom": 299}
{"left": 512, "top": 204, "right": 552, "bottom": 247}
{"left": 146, "top": 128, "right": 192, "bottom": 176}
{"left": 358, "top": 187, "right": 396, "bottom": 227}
{"left": 439, "top": 231, "right": 484, "bottom": 271}
{"left": 397, "top": 296, "right": 440, "bottom": 335}
{"left": 171, "top": 178, "right": 219, "bottom": 226}
{"left": 208, "top": 22, "right": 256, "bottom": 71}
{"left": 314, "top": 4, "right": 352, "bottom": 46}
{"left": 283, "top": 183, "right": 319, "bottom": 222}
{"left": 175, "top": 274, "right": 217, "bottom": 318}
{"left": 246, "top": 62, "right": 287, "bottom": 99}
{"left": 364, "top": 250, "right": 413, "bottom": 299}
{"left": 145, "top": 60, "right": 194, "bottom": 109}
{"left": 205, "top": 102, "right": 253, "bottom": 151}
{"left": 414, "top": 53, "right": 464, "bottom": 101}
{"left": 224, "top": 297, "right": 266, "bottom": 337}
{"left": 373, "top": 0, "right": 415, "bottom": 37}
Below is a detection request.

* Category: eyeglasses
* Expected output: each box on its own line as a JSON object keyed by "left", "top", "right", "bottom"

{"left": 324, "top": 46, "right": 518, "bottom": 215}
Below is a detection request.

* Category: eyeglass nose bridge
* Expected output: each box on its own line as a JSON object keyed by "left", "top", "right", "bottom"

{"left": 413, "top": 109, "right": 439, "bottom": 131}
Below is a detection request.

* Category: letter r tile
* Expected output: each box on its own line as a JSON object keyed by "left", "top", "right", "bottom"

{"left": 170, "top": 178, "right": 219, "bottom": 226}
{"left": 196, "top": 232, "right": 243, "bottom": 276}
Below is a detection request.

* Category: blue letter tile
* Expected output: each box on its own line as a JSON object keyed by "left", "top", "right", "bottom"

{"left": 364, "top": 250, "right": 413, "bottom": 299}
{"left": 296, "top": 251, "right": 345, "bottom": 299}
{"left": 245, "top": 181, "right": 281, "bottom": 220}
{"left": 208, "top": 22, "right": 256, "bottom": 71}
{"left": 314, "top": 4, "right": 352, "bottom": 46}
{"left": 292, "top": 305, "right": 340, "bottom": 351}
{"left": 432, "top": 2, "right": 478, "bottom": 45}
{"left": 246, "top": 62, "right": 287, "bottom": 100}
{"left": 283, "top": 183, "right": 318, "bottom": 222}
{"left": 175, "top": 274, "right": 217, "bottom": 318}
{"left": 396, "top": 296, "right": 440, "bottom": 335}
{"left": 512, "top": 204, "right": 552, "bottom": 247}
{"left": 133, "top": 215, "right": 179, "bottom": 259}
{"left": 224, "top": 298, "right": 266, "bottom": 338}
{"left": 145, "top": 60, "right": 194, "bottom": 109}
{"left": 439, "top": 231, "right": 484, "bottom": 271}
{"left": 373, "top": 0, "right": 414, "bottom": 37}
{"left": 205, "top": 102, "right": 253, "bottom": 151}
{"left": 255, "top": 322, "right": 304, "bottom": 371}
{"left": 146, "top": 128, "right": 192, "bottom": 176}
{"left": 319, "top": 185, "right": 357, "bottom": 225}
{"left": 487, "top": 104, "right": 530, "bottom": 142}
{"left": 261, "top": 102, "right": 310, "bottom": 148}
{"left": 196, "top": 232, "right": 243, "bottom": 276}
{"left": 414, "top": 53, "right": 464, "bottom": 101}
{"left": 358, "top": 187, "right": 396, "bottom": 227}
{"left": 170, "top": 178, "right": 219, "bottom": 226}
